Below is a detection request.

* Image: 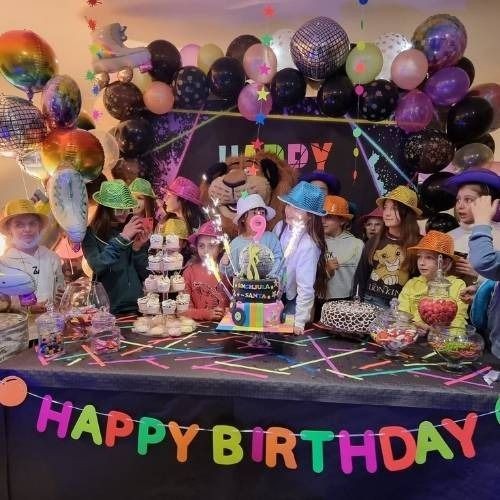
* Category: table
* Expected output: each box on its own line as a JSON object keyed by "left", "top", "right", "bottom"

{"left": 1, "top": 324, "right": 499, "bottom": 500}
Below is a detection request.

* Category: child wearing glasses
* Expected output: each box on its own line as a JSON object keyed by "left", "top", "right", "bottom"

{"left": 82, "top": 180, "right": 152, "bottom": 315}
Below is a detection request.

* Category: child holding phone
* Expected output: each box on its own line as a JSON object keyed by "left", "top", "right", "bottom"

{"left": 129, "top": 178, "right": 156, "bottom": 234}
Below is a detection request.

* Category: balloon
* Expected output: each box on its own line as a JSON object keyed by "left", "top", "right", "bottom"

{"left": 147, "top": 40, "right": 181, "bottom": 84}
{"left": 42, "top": 75, "right": 82, "bottom": 129}
{"left": 425, "top": 212, "right": 459, "bottom": 233}
{"left": 345, "top": 43, "right": 383, "bottom": 85}
{"left": 143, "top": 81, "right": 174, "bottom": 114}
{"left": 76, "top": 112, "right": 95, "bottom": 131}
{"left": 0, "top": 95, "right": 46, "bottom": 156}
{"left": 111, "top": 157, "right": 142, "bottom": 183}
{"left": 41, "top": 128, "right": 104, "bottom": 182}
{"left": 419, "top": 172, "right": 456, "bottom": 214}
{"left": 317, "top": 75, "right": 355, "bottom": 117}
{"left": 103, "top": 81, "right": 144, "bottom": 121}
{"left": 131, "top": 68, "right": 153, "bottom": 92}
{"left": 453, "top": 143, "right": 494, "bottom": 171}
{"left": 446, "top": 96, "right": 494, "bottom": 143}
{"left": 395, "top": 90, "right": 435, "bottom": 133}
{"left": 243, "top": 43, "right": 277, "bottom": 85}
{"left": 114, "top": 118, "right": 153, "bottom": 158}
{"left": 467, "top": 83, "right": 500, "bottom": 130}
{"left": 172, "top": 66, "right": 209, "bottom": 108}
{"left": 17, "top": 150, "right": 49, "bottom": 181}
{"left": 359, "top": 79, "right": 399, "bottom": 121}
{"left": 237, "top": 83, "right": 272, "bottom": 122}
{"left": 412, "top": 14, "right": 467, "bottom": 71}
{"left": 456, "top": 57, "right": 475, "bottom": 85}
{"left": 270, "top": 68, "right": 306, "bottom": 108}
{"left": 88, "top": 129, "right": 120, "bottom": 177}
{"left": 226, "top": 35, "right": 260, "bottom": 63}
{"left": 180, "top": 44, "right": 200, "bottom": 67}
{"left": 291, "top": 17, "right": 350, "bottom": 81}
{"left": 424, "top": 67, "right": 470, "bottom": 106}
{"left": 94, "top": 72, "right": 110, "bottom": 91}
{"left": 47, "top": 168, "right": 88, "bottom": 246}
{"left": 375, "top": 33, "right": 412, "bottom": 81}
{"left": 403, "top": 130, "right": 454, "bottom": 173}
{"left": 390, "top": 49, "right": 429, "bottom": 90}
{"left": 270, "top": 29, "right": 296, "bottom": 71}
{"left": 455, "top": 133, "right": 495, "bottom": 155}
{"left": 208, "top": 57, "right": 246, "bottom": 101}
{"left": 117, "top": 67, "right": 133, "bottom": 83}
{"left": 91, "top": 92, "right": 119, "bottom": 132}
{"left": 0, "top": 30, "right": 58, "bottom": 97}
{"left": 198, "top": 43, "right": 224, "bottom": 74}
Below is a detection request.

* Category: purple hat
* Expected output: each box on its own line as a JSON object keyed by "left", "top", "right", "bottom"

{"left": 299, "top": 170, "right": 341, "bottom": 195}
{"left": 444, "top": 168, "right": 500, "bottom": 194}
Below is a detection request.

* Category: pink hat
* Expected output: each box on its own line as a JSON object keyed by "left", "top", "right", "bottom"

{"left": 360, "top": 206, "right": 384, "bottom": 223}
{"left": 167, "top": 176, "right": 201, "bottom": 206}
{"left": 188, "top": 221, "right": 220, "bottom": 246}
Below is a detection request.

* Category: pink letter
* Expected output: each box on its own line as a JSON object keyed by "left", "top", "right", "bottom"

{"left": 287, "top": 144, "right": 308, "bottom": 169}
{"left": 441, "top": 413, "right": 478, "bottom": 458}
{"left": 251, "top": 426, "right": 265, "bottom": 463}
{"left": 338, "top": 430, "right": 378, "bottom": 474}
{"left": 36, "top": 395, "right": 73, "bottom": 438}
{"left": 310, "top": 143, "right": 333, "bottom": 170}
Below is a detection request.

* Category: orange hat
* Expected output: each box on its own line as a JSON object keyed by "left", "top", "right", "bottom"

{"left": 407, "top": 230, "right": 457, "bottom": 260}
{"left": 323, "top": 195, "right": 353, "bottom": 220}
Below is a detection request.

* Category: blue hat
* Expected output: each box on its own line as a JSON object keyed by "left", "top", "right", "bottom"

{"left": 278, "top": 181, "right": 327, "bottom": 216}
{"left": 299, "top": 170, "right": 341, "bottom": 195}
{"left": 444, "top": 168, "right": 500, "bottom": 194}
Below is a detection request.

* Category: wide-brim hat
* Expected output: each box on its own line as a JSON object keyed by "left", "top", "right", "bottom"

{"left": 324, "top": 195, "right": 353, "bottom": 220}
{"left": 129, "top": 178, "right": 157, "bottom": 199}
{"left": 407, "top": 230, "right": 457, "bottom": 260}
{"left": 167, "top": 176, "right": 201, "bottom": 206}
{"left": 299, "top": 170, "right": 342, "bottom": 195}
{"left": 278, "top": 181, "right": 327, "bottom": 217}
{"left": 93, "top": 180, "right": 138, "bottom": 210}
{"left": 360, "top": 206, "right": 384, "bottom": 223}
{"left": 162, "top": 218, "right": 189, "bottom": 239}
{"left": 376, "top": 185, "right": 422, "bottom": 217}
{"left": 0, "top": 199, "right": 49, "bottom": 235}
{"left": 443, "top": 168, "right": 500, "bottom": 195}
{"left": 233, "top": 193, "right": 276, "bottom": 224}
{"left": 188, "top": 220, "right": 220, "bottom": 246}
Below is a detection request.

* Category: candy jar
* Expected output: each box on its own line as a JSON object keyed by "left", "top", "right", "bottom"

{"left": 370, "top": 299, "right": 418, "bottom": 358}
{"left": 90, "top": 310, "right": 120, "bottom": 355}
{"left": 35, "top": 303, "right": 65, "bottom": 358}
{"left": 428, "top": 325, "right": 484, "bottom": 372}
{"left": 417, "top": 255, "right": 458, "bottom": 328}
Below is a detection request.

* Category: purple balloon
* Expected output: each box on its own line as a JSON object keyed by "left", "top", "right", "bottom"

{"left": 395, "top": 90, "right": 435, "bottom": 133}
{"left": 237, "top": 82, "right": 272, "bottom": 122}
{"left": 424, "top": 67, "right": 470, "bottom": 106}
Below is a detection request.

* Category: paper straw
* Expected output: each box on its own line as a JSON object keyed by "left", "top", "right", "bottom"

{"left": 35, "top": 347, "right": 49, "bottom": 366}
{"left": 192, "top": 364, "right": 268, "bottom": 379}
{"left": 444, "top": 366, "right": 492, "bottom": 387}
{"left": 308, "top": 336, "right": 343, "bottom": 378}
{"left": 164, "top": 332, "right": 198, "bottom": 348}
{"left": 357, "top": 367, "right": 427, "bottom": 378}
{"left": 81, "top": 345, "right": 106, "bottom": 367}
{"left": 278, "top": 347, "right": 366, "bottom": 371}
{"left": 214, "top": 361, "right": 290, "bottom": 375}
{"left": 144, "top": 358, "right": 169, "bottom": 370}
{"left": 121, "top": 344, "right": 154, "bottom": 357}
{"left": 413, "top": 370, "right": 493, "bottom": 389}
{"left": 66, "top": 358, "right": 82, "bottom": 367}
{"left": 359, "top": 360, "right": 392, "bottom": 370}
{"left": 325, "top": 369, "right": 364, "bottom": 381}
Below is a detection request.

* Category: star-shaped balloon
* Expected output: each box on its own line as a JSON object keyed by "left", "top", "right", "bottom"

{"left": 257, "top": 88, "right": 270, "bottom": 101}
{"left": 247, "top": 164, "right": 259, "bottom": 176}
{"left": 251, "top": 138, "right": 264, "bottom": 151}
{"left": 255, "top": 113, "right": 266, "bottom": 125}
{"left": 85, "top": 70, "right": 96, "bottom": 81}
{"left": 263, "top": 5, "right": 275, "bottom": 17}
{"left": 261, "top": 34, "right": 273, "bottom": 46}
{"left": 241, "top": 190, "right": 249, "bottom": 198}
{"left": 259, "top": 63, "right": 271, "bottom": 75}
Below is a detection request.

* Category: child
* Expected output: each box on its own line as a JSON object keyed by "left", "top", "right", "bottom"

{"left": 182, "top": 221, "right": 230, "bottom": 321}
{"left": 398, "top": 231, "right": 468, "bottom": 331}
{"left": 82, "top": 180, "right": 151, "bottom": 315}
{"left": 322, "top": 196, "right": 364, "bottom": 300}
{"left": 220, "top": 194, "right": 283, "bottom": 278}
{"left": 274, "top": 181, "right": 328, "bottom": 335}
{"left": 0, "top": 199, "right": 65, "bottom": 317}
{"left": 354, "top": 186, "right": 421, "bottom": 307}
{"left": 129, "top": 177, "right": 157, "bottom": 226}
{"left": 469, "top": 195, "right": 500, "bottom": 358}
{"left": 360, "top": 207, "right": 384, "bottom": 241}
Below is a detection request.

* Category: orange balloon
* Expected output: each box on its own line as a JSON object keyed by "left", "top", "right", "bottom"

{"left": 0, "top": 376, "right": 28, "bottom": 407}
{"left": 143, "top": 81, "right": 174, "bottom": 115}
{"left": 41, "top": 128, "right": 104, "bottom": 182}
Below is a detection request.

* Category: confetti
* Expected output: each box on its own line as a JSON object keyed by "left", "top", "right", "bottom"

{"left": 261, "top": 34, "right": 273, "bottom": 46}
{"left": 85, "top": 70, "right": 96, "bottom": 81}
{"left": 259, "top": 63, "right": 271, "bottom": 75}
{"left": 263, "top": 5, "right": 275, "bottom": 17}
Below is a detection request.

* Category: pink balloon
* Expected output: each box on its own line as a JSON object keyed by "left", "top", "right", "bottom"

{"left": 468, "top": 83, "right": 500, "bottom": 130}
{"left": 391, "top": 49, "right": 428, "bottom": 90}
{"left": 237, "top": 83, "right": 273, "bottom": 121}
{"left": 243, "top": 43, "right": 277, "bottom": 84}
{"left": 395, "top": 89, "right": 434, "bottom": 133}
{"left": 143, "top": 81, "right": 174, "bottom": 115}
{"left": 180, "top": 44, "right": 200, "bottom": 67}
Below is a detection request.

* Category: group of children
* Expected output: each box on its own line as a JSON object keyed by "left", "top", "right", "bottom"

{"left": 0, "top": 166, "right": 499, "bottom": 352}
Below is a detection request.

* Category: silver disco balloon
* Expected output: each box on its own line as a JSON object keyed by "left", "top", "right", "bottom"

{"left": 239, "top": 243, "right": 275, "bottom": 279}
{"left": 290, "top": 17, "right": 350, "bottom": 81}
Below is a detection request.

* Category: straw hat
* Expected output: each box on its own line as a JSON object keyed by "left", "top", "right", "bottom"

{"left": 167, "top": 176, "right": 201, "bottom": 206}
{"left": 407, "top": 230, "right": 457, "bottom": 260}
{"left": 0, "top": 199, "right": 49, "bottom": 235}
{"left": 278, "top": 181, "right": 327, "bottom": 216}
{"left": 188, "top": 221, "right": 219, "bottom": 246}
{"left": 233, "top": 193, "right": 276, "bottom": 224}
{"left": 323, "top": 195, "right": 353, "bottom": 220}
{"left": 162, "top": 218, "right": 189, "bottom": 239}
{"left": 129, "top": 178, "right": 157, "bottom": 199}
{"left": 376, "top": 185, "right": 422, "bottom": 216}
{"left": 93, "top": 180, "right": 138, "bottom": 209}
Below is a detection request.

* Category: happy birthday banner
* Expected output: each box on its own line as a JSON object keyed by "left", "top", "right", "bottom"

{"left": 2, "top": 377, "right": 499, "bottom": 475}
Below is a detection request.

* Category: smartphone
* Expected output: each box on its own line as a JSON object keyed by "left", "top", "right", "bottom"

{"left": 141, "top": 217, "right": 154, "bottom": 233}
{"left": 124, "top": 213, "right": 135, "bottom": 224}
{"left": 454, "top": 251, "right": 468, "bottom": 259}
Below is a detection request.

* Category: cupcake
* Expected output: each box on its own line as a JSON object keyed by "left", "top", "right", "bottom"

{"left": 176, "top": 292, "right": 190, "bottom": 313}
{"left": 164, "top": 234, "right": 180, "bottom": 251}
{"left": 138, "top": 293, "right": 160, "bottom": 315}
{"left": 150, "top": 234, "right": 164, "bottom": 250}
{"left": 180, "top": 316, "right": 196, "bottom": 333}
{"left": 132, "top": 317, "right": 149, "bottom": 333}
{"left": 148, "top": 254, "right": 163, "bottom": 272}
{"left": 165, "top": 318, "right": 182, "bottom": 337}
{"left": 170, "top": 273, "right": 185, "bottom": 292}
{"left": 156, "top": 276, "right": 170, "bottom": 293}
{"left": 163, "top": 252, "right": 183, "bottom": 271}
{"left": 144, "top": 275, "right": 158, "bottom": 293}
{"left": 162, "top": 299, "right": 177, "bottom": 315}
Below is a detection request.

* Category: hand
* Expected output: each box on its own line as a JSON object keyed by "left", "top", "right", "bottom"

{"left": 29, "top": 300, "right": 47, "bottom": 314}
{"left": 293, "top": 325, "right": 304, "bottom": 335}
{"left": 121, "top": 216, "right": 143, "bottom": 241}
{"left": 54, "top": 286, "right": 65, "bottom": 305}
{"left": 460, "top": 285, "right": 477, "bottom": 305}
{"left": 326, "top": 258, "right": 339, "bottom": 276}
{"left": 132, "top": 228, "right": 152, "bottom": 251}
{"left": 454, "top": 257, "right": 479, "bottom": 279}
{"left": 211, "top": 307, "right": 225, "bottom": 321}
{"left": 471, "top": 196, "right": 499, "bottom": 226}
{"left": 220, "top": 253, "right": 230, "bottom": 267}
